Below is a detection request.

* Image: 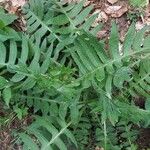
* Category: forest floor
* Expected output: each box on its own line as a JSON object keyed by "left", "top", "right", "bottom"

{"left": 0, "top": 0, "right": 150, "bottom": 149}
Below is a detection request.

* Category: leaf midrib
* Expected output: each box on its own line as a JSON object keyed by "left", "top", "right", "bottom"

{"left": 75, "top": 48, "right": 150, "bottom": 82}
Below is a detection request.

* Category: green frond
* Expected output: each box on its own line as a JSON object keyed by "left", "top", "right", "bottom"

{"left": 70, "top": 23, "right": 150, "bottom": 97}
{"left": 73, "top": 117, "right": 91, "bottom": 150}
{"left": 18, "top": 116, "right": 77, "bottom": 150}
{"left": 95, "top": 120, "right": 138, "bottom": 150}
{"left": 96, "top": 121, "right": 119, "bottom": 150}
{"left": 128, "top": 59, "right": 150, "bottom": 98}
{"left": 23, "top": 0, "right": 102, "bottom": 64}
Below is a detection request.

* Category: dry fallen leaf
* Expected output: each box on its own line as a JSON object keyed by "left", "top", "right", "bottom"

{"left": 136, "top": 21, "right": 145, "bottom": 30}
{"left": 92, "top": 10, "right": 108, "bottom": 27}
{"left": 105, "top": 5, "right": 122, "bottom": 14}
{"left": 100, "top": 11, "right": 108, "bottom": 22}
{"left": 84, "top": 0, "right": 90, "bottom": 7}
{"left": 107, "top": 0, "right": 118, "bottom": 4}
{"left": 1, "top": 0, "right": 26, "bottom": 14}
{"left": 92, "top": 9, "right": 101, "bottom": 27}
{"left": 105, "top": 5, "right": 128, "bottom": 18}
{"left": 97, "top": 30, "right": 107, "bottom": 39}
{"left": 11, "top": 0, "right": 26, "bottom": 7}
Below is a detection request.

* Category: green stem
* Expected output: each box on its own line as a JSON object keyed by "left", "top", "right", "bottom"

{"left": 104, "top": 121, "right": 107, "bottom": 150}
{"left": 42, "top": 121, "right": 71, "bottom": 150}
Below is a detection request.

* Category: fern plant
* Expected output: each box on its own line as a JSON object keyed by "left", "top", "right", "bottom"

{"left": 1, "top": 0, "right": 150, "bottom": 150}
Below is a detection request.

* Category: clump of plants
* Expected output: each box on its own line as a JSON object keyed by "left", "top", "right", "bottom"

{"left": 127, "top": 10, "right": 143, "bottom": 22}
{"left": 1, "top": 0, "right": 150, "bottom": 149}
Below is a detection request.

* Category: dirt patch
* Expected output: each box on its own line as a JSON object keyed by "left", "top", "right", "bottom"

{"left": 137, "top": 128, "right": 150, "bottom": 149}
{"left": 0, "top": 110, "right": 33, "bottom": 150}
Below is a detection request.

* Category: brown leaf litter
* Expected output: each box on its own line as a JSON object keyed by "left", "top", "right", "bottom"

{"left": 104, "top": 4, "right": 128, "bottom": 18}
{"left": 107, "top": 0, "right": 119, "bottom": 5}
{"left": 0, "top": 0, "right": 27, "bottom": 31}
